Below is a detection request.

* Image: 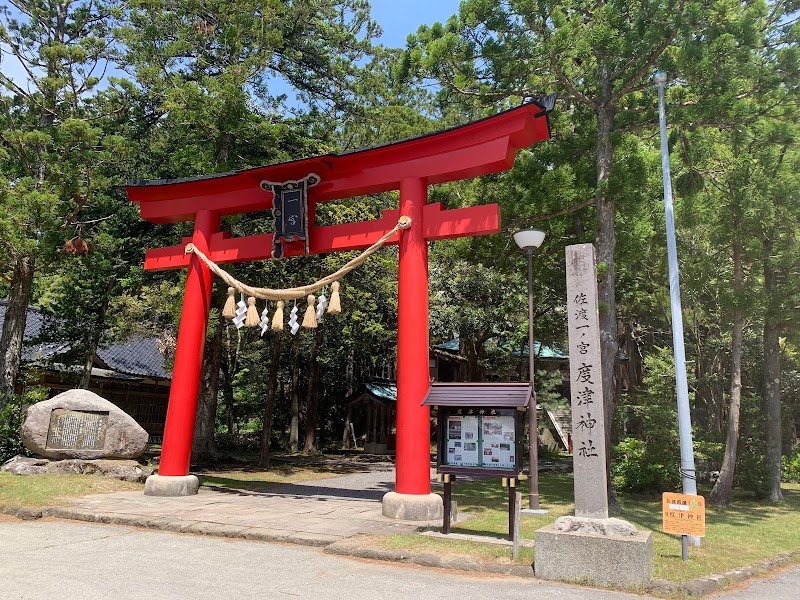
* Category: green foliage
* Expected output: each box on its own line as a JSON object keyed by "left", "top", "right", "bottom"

{"left": 613, "top": 347, "right": 683, "bottom": 493}
{"left": 782, "top": 452, "right": 800, "bottom": 483}
{"left": 612, "top": 437, "right": 681, "bottom": 495}
{"left": 735, "top": 392, "right": 770, "bottom": 498}
{"left": 0, "top": 399, "right": 27, "bottom": 462}
{"left": 0, "top": 385, "right": 46, "bottom": 462}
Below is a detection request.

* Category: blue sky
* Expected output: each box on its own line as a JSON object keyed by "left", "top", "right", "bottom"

{"left": 370, "top": 0, "right": 462, "bottom": 47}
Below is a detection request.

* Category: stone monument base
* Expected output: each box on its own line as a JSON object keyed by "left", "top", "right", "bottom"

{"left": 363, "top": 442, "right": 389, "bottom": 455}
{"left": 2, "top": 455, "right": 152, "bottom": 483}
{"left": 534, "top": 523, "right": 653, "bottom": 587}
{"left": 144, "top": 474, "right": 200, "bottom": 497}
{"left": 382, "top": 491, "right": 443, "bottom": 521}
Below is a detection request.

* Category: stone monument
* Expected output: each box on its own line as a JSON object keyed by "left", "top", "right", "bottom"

{"left": 534, "top": 244, "right": 652, "bottom": 587}
{"left": 2, "top": 390, "right": 153, "bottom": 483}
{"left": 21, "top": 389, "right": 148, "bottom": 459}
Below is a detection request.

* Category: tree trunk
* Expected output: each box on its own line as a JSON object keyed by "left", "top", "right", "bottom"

{"left": 289, "top": 344, "right": 300, "bottom": 452}
{"left": 342, "top": 349, "right": 354, "bottom": 449}
{"left": 79, "top": 327, "right": 102, "bottom": 390}
{"left": 304, "top": 326, "right": 323, "bottom": 454}
{"left": 462, "top": 335, "right": 483, "bottom": 381}
{"left": 1, "top": 257, "right": 35, "bottom": 404}
{"left": 219, "top": 353, "right": 236, "bottom": 435}
{"left": 192, "top": 314, "right": 223, "bottom": 466}
{"left": 79, "top": 279, "right": 114, "bottom": 390}
{"left": 595, "top": 71, "right": 618, "bottom": 507}
{"left": 711, "top": 236, "right": 744, "bottom": 506}
{"left": 258, "top": 333, "right": 282, "bottom": 469}
{"left": 342, "top": 403, "right": 353, "bottom": 449}
{"left": 763, "top": 239, "right": 783, "bottom": 502}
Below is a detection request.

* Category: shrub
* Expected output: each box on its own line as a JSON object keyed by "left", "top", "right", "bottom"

{"left": 782, "top": 452, "right": 800, "bottom": 483}
{"left": 612, "top": 437, "right": 681, "bottom": 494}
{"left": 0, "top": 398, "right": 28, "bottom": 462}
{"left": 612, "top": 347, "right": 683, "bottom": 494}
{"left": 734, "top": 393, "right": 769, "bottom": 498}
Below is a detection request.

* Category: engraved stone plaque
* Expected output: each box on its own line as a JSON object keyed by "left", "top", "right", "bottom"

{"left": 565, "top": 243, "right": 608, "bottom": 519}
{"left": 46, "top": 409, "right": 109, "bottom": 451}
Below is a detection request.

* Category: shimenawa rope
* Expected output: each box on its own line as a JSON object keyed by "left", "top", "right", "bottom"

{"left": 185, "top": 215, "right": 411, "bottom": 302}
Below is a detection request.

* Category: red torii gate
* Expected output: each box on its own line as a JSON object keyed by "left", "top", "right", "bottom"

{"left": 126, "top": 100, "right": 553, "bottom": 518}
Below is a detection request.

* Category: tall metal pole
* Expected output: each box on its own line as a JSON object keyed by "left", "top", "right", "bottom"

{"left": 527, "top": 247, "right": 540, "bottom": 510}
{"left": 656, "top": 72, "right": 699, "bottom": 552}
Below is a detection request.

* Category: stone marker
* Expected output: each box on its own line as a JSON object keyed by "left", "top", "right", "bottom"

{"left": 565, "top": 243, "right": 608, "bottom": 519}
{"left": 533, "top": 244, "right": 652, "bottom": 588}
{"left": 21, "top": 390, "right": 148, "bottom": 460}
{"left": 534, "top": 523, "right": 653, "bottom": 587}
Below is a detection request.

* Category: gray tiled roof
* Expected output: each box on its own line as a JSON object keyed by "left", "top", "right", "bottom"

{"left": 0, "top": 301, "right": 171, "bottom": 380}
{"left": 96, "top": 337, "right": 172, "bottom": 380}
{"left": 0, "top": 301, "right": 69, "bottom": 363}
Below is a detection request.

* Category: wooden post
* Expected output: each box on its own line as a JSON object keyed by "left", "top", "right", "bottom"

{"left": 442, "top": 474, "right": 453, "bottom": 534}
{"left": 512, "top": 491, "right": 522, "bottom": 560}
{"left": 508, "top": 477, "right": 517, "bottom": 541}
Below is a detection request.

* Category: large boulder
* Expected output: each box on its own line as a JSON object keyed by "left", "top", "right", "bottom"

{"left": 21, "top": 390, "right": 148, "bottom": 460}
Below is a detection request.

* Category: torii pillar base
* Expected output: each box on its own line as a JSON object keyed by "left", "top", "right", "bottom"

{"left": 144, "top": 474, "right": 200, "bottom": 497}
{"left": 382, "top": 492, "right": 443, "bottom": 521}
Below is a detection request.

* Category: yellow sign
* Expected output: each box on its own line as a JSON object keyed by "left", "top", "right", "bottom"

{"left": 662, "top": 492, "right": 706, "bottom": 537}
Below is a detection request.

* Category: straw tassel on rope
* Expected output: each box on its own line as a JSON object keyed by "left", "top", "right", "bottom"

{"left": 222, "top": 287, "right": 237, "bottom": 319}
{"left": 327, "top": 281, "right": 341, "bottom": 314}
{"left": 271, "top": 301, "right": 284, "bottom": 331}
{"left": 245, "top": 297, "right": 260, "bottom": 327}
{"left": 302, "top": 294, "right": 317, "bottom": 329}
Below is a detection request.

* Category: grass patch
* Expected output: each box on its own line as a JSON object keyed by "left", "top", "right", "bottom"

{"left": 372, "top": 476, "right": 800, "bottom": 579}
{"left": 0, "top": 472, "right": 141, "bottom": 507}
{"left": 621, "top": 483, "right": 800, "bottom": 582}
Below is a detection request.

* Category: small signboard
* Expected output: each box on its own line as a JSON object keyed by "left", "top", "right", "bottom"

{"left": 423, "top": 383, "right": 529, "bottom": 478}
{"left": 662, "top": 492, "right": 706, "bottom": 537}
{"left": 443, "top": 409, "right": 518, "bottom": 472}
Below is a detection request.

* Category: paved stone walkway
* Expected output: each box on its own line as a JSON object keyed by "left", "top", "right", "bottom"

{"left": 56, "top": 468, "right": 444, "bottom": 546}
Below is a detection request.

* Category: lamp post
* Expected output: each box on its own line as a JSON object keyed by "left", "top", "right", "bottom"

{"left": 514, "top": 228, "right": 548, "bottom": 513}
{"left": 655, "top": 70, "right": 699, "bottom": 555}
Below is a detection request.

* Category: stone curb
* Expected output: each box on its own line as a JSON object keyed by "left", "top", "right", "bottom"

{"left": 323, "top": 539, "right": 535, "bottom": 578}
{"left": 2, "top": 503, "right": 797, "bottom": 595}
{"left": 0, "top": 504, "right": 51, "bottom": 520}
{"left": 646, "top": 552, "right": 799, "bottom": 597}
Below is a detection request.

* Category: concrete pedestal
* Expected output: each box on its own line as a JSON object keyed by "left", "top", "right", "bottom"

{"left": 534, "top": 524, "right": 653, "bottom": 587}
{"left": 363, "top": 442, "right": 389, "bottom": 455}
{"left": 382, "top": 492, "right": 443, "bottom": 521}
{"left": 144, "top": 474, "right": 200, "bottom": 497}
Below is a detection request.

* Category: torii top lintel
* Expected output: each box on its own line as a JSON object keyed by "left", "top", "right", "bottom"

{"left": 126, "top": 100, "right": 553, "bottom": 225}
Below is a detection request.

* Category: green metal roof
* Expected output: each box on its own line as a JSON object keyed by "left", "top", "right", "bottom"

{"left": 363, "top": 381, "right": 397, "bottom": 402}
{"left": 433, "top": 338, "right": 569, "bottom": 360}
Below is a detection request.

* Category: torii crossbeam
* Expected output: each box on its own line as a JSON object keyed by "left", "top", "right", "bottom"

{"left": 126, "top": 99, "right": 553, "bottom": 517}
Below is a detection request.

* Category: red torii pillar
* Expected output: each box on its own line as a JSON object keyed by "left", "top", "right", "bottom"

{"left": 127, "top": 100, "right": 552, "bottom": 517}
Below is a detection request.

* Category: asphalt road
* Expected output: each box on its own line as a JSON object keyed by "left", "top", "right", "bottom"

{"left": 1, "top": 519, "right": 797, "bottom": 600}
